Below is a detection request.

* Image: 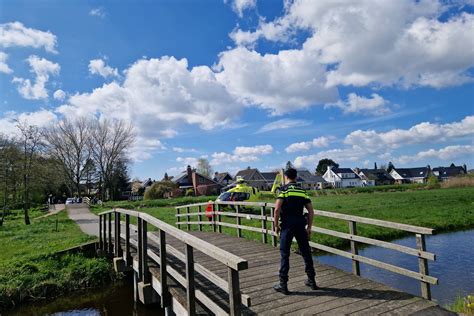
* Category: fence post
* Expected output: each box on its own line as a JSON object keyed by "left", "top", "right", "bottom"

{"left": 114, "top": 211, "right": 121, "bottom": 257}
{"left": 124, "top": 214, "right": 131, "bottom": 265}
{"left": 348, "top": 221, "right": 360, "bottom": 276}
{"left": 217, "top": 204, "right": 222, "bottom": 233}
{"left": 416, "top": 234, "right": 431, "bottom": 300}
{"left": 99, "top": 214, "right": 103, "bottom": 249}
{"left": 108, "top": 212, "right": 113, "bottom": 254}
{"left": 236, "top": 205, "right": 242, "bottom": 238}
{"left": 137, "top": 218, "right": 143, "bottom": 280}
{"left": 141, "top": 219, "right": 150, "bottom": 284}
{"left": 212, "top": 204, "right": 216, "bottom": 232}
{"left": 186, "top": 206, "right": 191, "bottom": 231}
{"left": 185, "top": 244, "right": 196, "bottom": 315}
{"left": 270, "top": 207, "right": 277, "bottom": 247}
{"left": 159, "top": 229, "right": 171, "bottom": 307}
{"left": 176, "top": 207, "right": 180, "bottom": 228}
{"left": 198, "top": 205, "right": 203, "bottom": 231}
{"left": 261, "top": 206, "right": 267, "bottom": 244}
{"left": 228, "top": 267, "right": 242, "bottom": 316}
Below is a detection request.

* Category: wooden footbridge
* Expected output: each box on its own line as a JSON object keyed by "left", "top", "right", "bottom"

{"left": 98, "top": 201, "right": 453, "bottom": 315}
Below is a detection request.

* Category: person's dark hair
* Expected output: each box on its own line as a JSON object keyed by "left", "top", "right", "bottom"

{"left": 285, "top": 168, "right": 297, "bottom": 180}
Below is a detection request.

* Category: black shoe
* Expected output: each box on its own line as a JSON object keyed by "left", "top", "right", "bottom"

{"left": 305, "top": 278, "right": 318, "bottom": 290}
{"left": 273, "top": 282, "right": 289, "bottom": 295}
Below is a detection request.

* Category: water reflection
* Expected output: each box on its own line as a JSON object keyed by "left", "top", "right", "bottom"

{"left": 5, "top": 278, "right": 164, "bottom": 316}
{"left": 315, "top": 229, "right": 474, "bottom": 305}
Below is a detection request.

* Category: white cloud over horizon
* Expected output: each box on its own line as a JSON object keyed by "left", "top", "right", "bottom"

{"left": 286, "top": 136, "right": 330, "bottom": 153}
{"left": 328, "top": 93, "right": 390, "bottom": 116}
{"left": 88, "top": 58, "right": 118, "bottom": 78}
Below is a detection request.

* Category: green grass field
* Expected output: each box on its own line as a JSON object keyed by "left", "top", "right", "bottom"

{"left": 0, "top": 209, "right": 115, "bottom": 311}
{"left": 91, "top": 186, "right": 474, "bottom": 249}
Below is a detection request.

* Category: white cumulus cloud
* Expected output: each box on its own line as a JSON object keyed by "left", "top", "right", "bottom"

{"left": 0, "top": 52, "right": 12, "bottom": 74}
{"left": 328, "top": 93, "right": 390, "bottom": 116}
{"left": 53, "top": 89, "right": 66, "bottom": 101}
{"left": 0, "top": 109, "right": 57, "bottom": 136}
{"left": 88, "top": 59, "right": 118, "bottom": 78}
{"left": 0, "top": 21, "right": 57, "bottom": 53}
{"left": 12, "top": 55, "right": 60, "bottom": 100}
{"left": 396, "top": 145, "right": 474, "bottom": 164}
{"left": 286, "top": 136, "right": 330, "bottom": 153}
{"left": 228, "top": 0, "right": 257, "bottom": 17}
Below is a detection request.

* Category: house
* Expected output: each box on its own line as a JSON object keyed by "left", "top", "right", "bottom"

{"left": 173, "top": 165, "right": 222, "bottom": 196}
{"left": 323, "top": 166, "right": 364, "bottom": 188}
{"left": 297, "top": 169, "right": 327, "bottom": 190}
{"left": 390, "top": 167, "right": 431, "bottom": 184}
{"left": 261, "top": 171, "right": 279, "bottom": 190}
{"left": 358, "top": 169, "right": 395, "bottom": 186}
{"left": 432, "top": 164, "right": 467, "bottom": 181}
{"left": 213, "top": 172, "right": 233, "bottom": 186}
{"left": 234, "top": 167, "right": 268, "bottom": 190}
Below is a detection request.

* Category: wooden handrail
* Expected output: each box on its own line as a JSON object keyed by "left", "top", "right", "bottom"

{"left": 175, "top": 200, "right": 438, "bottom": 300}
{"left": 99, "top": 208, "right": 249, "bottom": 315}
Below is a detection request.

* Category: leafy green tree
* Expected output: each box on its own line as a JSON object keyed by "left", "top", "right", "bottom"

{"left": 316, "top": 158, "right": 339, "bottom": 175}
{"left": 144, "top": 181, "right": 177, "bottom": 200}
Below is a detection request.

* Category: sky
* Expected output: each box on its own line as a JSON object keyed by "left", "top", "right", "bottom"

{"left": 0, "top": 0, "right": 473, "bottom": 180}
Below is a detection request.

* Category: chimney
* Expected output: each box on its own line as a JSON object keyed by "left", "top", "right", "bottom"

{"left": 187, "top": 165, "right": 192, "bottom": 183}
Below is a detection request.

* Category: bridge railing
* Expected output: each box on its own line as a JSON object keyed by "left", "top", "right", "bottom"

{"left": 98, "top": 208, "right": 249, "bottom": 316}
{"left": 175, "top": 201, "right": 437, "bottom": 300}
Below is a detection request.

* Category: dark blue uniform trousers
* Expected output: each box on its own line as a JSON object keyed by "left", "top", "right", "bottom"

{"left": 279, "top": 221, "right": 316, "bottom": 283}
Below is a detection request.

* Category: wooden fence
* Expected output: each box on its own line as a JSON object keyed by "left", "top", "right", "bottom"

{"left": 98, "top": 208, "right": 249, "bottom": 315}
{"left": 175, "top": 201, "right": 437, "bottom": 300}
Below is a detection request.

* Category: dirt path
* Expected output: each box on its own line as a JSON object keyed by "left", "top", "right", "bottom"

{"left": 66, "top": 203, "right": 99, "bottom": 237}
{"left": 34, "top": 204, "right": 65, "bottom": 220}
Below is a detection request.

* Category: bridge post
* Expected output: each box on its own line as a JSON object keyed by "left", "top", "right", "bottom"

{"left": 102, "top": 215, "right": 107, "bottom": 252}
{"left": 176, "top": 207, "right": 180, "bottom": 228}
{"left": 99, "top": 214, "right": 103, "bottom": 249}
{"left": 416, "top": 234, "right": 431, "bottom": 300}
{"left": 270, "top": 207, "right": 277, "bottom": 247}
{"left": 114, "top": 211, "right": 122, "bottom": 257}
{"left": 217, "top": 204, "right": 222, "bottom": 233}
{"left": 141, "top": 219, "right": 150, "bottom": 284}
{"left": 185, "top": 244, "right": 196, "bottom": 315}
{"left": 198, "top": 205, "right": 203, "bottom": 231}
{"left": 159, "top": 229, "right": 171, "bottom": 308}
{"left": 186, "top": 206, "right": 190, "bottom": 231}
{"left": 137, "top": 218, "right": 143, "bottom": 280}
{"left": 125, "top": 214, "right": 132, "bottom": 266}
{"left": 236, "top": 205, "right": 242, "bottom": 238}
{"left": 108, "top": 213, "right": 113, "bottom": 254}
{"left": 228, "top": 267, "right": 242, "bottom": 316}
{"left": 349, "top": 221, "right": 360, "bottom": 276}
{"left": 261, "top": 206, "right": 267, "bottom": 244}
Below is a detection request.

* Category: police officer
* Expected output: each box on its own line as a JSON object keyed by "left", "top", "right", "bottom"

{"left": 273, "top": 168, "right": 317, "bottom": 294}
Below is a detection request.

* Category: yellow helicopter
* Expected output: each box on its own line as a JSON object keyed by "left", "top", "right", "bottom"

{"left": 216, "top": 170, "right": 287, "bottom": 203}
{"left": 216, "top": 176, "right": 262, "bottom": 202}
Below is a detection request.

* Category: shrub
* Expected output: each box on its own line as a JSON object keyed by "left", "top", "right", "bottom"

{"left": 427, "top": 175, "right": 440, "bottom": 189}
{"left": 144, "top": 181, "right": 177, "bottom": 200}
{"left": 185, "top": 189, "right": 194, "bottom": 196}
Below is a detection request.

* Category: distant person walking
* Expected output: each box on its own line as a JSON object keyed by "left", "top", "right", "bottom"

{"left": 273, "top": 168, "right": 317, "bottom": 294}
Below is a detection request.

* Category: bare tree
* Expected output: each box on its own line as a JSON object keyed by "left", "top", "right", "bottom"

{"left": 17, "top": 121, "right": 43, "bottom": 225}
{"left": 197, "top": 158, "right": 213, "bottom": 178}
{"left": 90, "top": 119, "right": 134, "bottom": 201}
{"left": 44, "top": 117, "right": 92, "bottom": 196}
{"left": 0, "top": 134, "right": 14, "bottom": 226}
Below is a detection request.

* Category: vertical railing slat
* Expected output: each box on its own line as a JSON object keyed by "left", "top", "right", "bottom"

{"left": 186, "top": 206, "right": 190, "bottom": 231}
{"left": 198, "top": 205, "right": 202, "bottom": 231}
{"left": 416, "top": 234, "right": 431, "bottom": 300}
{"left": 108, "top": 212, "right": 113, "bottom": 254}
{"left": 114, "top": 211, "right": 121, "bottom": 257}
{"left": 159, "top": 229, "right": 170, "bottom": 307}
{"left": 141, "top": 219, "right": 150, "bottom": 284}
{"left": 217, "top": 204, "right": 222, "bottom": 233}
{"left": 261, "top": 206, "right": 267, "bottom": 244}
{"left": 349, "top": 220, "right": 360, "bottom": 276}
{"left": 125, "top": 214, "right": 131, "bottom": 265}
{"left": 176, "top": 207, "right": 180, "bottom": 228}
{"left": 270, "top": 207, "right": 277, "bottom": 247}
{"left": 185, "top": 244, "right": 196, "bottom": 315}
{"left": 228, "top": 268, "right": 242, "bottom": 316}
{"left": 236, "top": 205, "right": 241, "bottom": 238}
{"left": 99, "top": 214, "right": 103, "bottom": 249}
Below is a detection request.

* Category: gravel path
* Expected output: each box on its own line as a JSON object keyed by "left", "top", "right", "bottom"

{"left": 66, "top": 203, "right": 99, "bottom": 237}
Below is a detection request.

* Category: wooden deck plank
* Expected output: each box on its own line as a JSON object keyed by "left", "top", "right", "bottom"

{"left": 116, "top": 226, "right": 449, "bottom": 315}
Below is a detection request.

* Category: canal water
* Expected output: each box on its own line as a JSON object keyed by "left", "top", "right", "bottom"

{"left": 315, "top": 229, "right": 474, "bottom": 306}
{"left": 5, "top": 278, "right": 164, "bottom": 316}
{"left": 6, "top": 230, "right": 473, "bottom": 314}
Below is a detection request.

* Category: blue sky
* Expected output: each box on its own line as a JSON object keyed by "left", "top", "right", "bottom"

{"left": 1, "top": 0, "right": 473, "bottom": 180}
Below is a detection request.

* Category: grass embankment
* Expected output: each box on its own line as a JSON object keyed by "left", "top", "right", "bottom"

{"left": 91, "top": 187, "right": 474, "bottom": 249}
{"left": 0, "top": 209, "right": 117, "bottom": 311}
{"left": 447, "top": 295, "right": 474, "bottom": 315}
